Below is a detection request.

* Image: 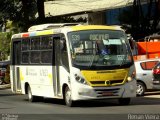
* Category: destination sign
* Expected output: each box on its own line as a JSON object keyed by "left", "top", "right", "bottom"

{"left": 71, "top": 33, "right": 109, "bottom": 41}
{"left": 89, "top": 34, "right": 109, "bottom": 41}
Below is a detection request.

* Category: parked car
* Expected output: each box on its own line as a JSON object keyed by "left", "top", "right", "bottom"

{"left": 152, "top": 62, "right": 160, "bottom": 89}
{"left": 134, "top": 58, "right": 160, "bottom": 96}
{"left": 0, "top": 60, "right": 10, "bottom": 85}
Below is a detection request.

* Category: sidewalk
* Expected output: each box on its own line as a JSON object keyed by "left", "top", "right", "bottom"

{"left": 0, "top": 84, "right": 11, "bottom": 90}
{"left": 144, "top": 91, "right": 160, "bottom": 98}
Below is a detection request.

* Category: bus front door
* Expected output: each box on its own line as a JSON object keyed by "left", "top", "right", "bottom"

{"left": 53, "top": 37, "right": 61, "bottom": 96}
{"left": 53, "top": 35, "right": 70, "bottom": 97}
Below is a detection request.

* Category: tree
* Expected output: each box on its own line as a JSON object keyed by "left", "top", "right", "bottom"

{"left": 0, "top": 0, "right": 37, "bottom": 32}
{"left": 37, "top": 0, "right": 45, "bottom": 23}
{"left": 16, "top": 0, "right": 37, "bottom": 31}
{"left": 0, "top": 0, "right": 19, "bottom": 31}
{"left": 0, "top": 0, "right": 87, "bottom": 32}
{"left": 0, "top": 32, "right": 12, "bottom": 60}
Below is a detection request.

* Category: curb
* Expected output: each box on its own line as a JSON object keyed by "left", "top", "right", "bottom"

{"left": 144, "top": 91, "right": 160, "bottom": 98}
{"left": 0, "top": 84, "right": 11, "bottom": 90}
{"left": 144, "top": 95, "right": 160, "bottom": 98}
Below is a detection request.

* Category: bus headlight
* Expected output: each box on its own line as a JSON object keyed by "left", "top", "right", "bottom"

{"left": 74, "top": 74, "right": 88, "bottom": 85}
{"left": 127, "top": 77, "right": 132, "bottom": 82}
{"left": 127, "top": 71, "right": 136, "bottom": 82}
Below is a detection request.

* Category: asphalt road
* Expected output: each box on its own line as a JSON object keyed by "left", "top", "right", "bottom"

{"left": 0, "top": 89, "right": 160, "bottom": 120}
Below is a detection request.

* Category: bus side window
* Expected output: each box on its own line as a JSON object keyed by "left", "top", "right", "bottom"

{"left": 22, "top": 38, "right": 30, "bottom": 51}
{"left": 21, "top": 38, "right": 30, "bottom": 64}
{"left": 30, "top": 37, "right": 40, "bottom": 64}
{"left": 30, "top": 51, "right": 40, "bottom": 63}
{"left": 41, "top": 36, "right": 53, "bottom": 64}
{"left": 31, "top": 38, "right": 40, "bottom": 50}
{"left": 22, "top": 52, "right": 29, "bottom": 64}
{"left": 12, "top": 41, "right": 21, "bottom": 65}
{"left": 60, "top": 37, "right": 69, "bottom": 72}
{"left": 60, "top": 38, "right": 66, "bottom": 51}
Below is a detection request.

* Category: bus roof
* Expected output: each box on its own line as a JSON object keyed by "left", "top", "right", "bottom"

{"left": 11, "top": 24, "right": 124, "bottom": 39}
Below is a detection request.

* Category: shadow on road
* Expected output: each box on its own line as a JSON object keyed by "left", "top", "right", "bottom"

{"left": 0, "top": 94, "right": 17, "bottom": 97}
{"left": 21, "top": 91, "right": 160, "bottom": 107}
{"left": 23, "top": 97, "right": 125, "bottom": 107}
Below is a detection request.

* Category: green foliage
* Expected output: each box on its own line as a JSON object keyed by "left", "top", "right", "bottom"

{"left": 0, "top": 32, "right": 12, "bottom": 60}
{"left": 0, "top": 0, "right": 20, "bottom": 30}
{"left": 0, "top": 0, "right": 37, "bottom": 32}
{"left": 0, "top": 0, "right": 87, "bottom": 32}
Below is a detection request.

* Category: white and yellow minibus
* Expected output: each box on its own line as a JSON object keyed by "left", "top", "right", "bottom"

{"left": 10, "top": 23, "right": 136, "bottom": 106}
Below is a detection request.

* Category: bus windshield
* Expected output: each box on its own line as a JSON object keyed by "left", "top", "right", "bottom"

{"left": 68, "top": 30, "right": 133, "bottom": 69}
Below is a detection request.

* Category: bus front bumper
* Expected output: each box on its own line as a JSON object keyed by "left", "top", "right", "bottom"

{"left": 71, "top": 80, "right": 136, "bottom": 100}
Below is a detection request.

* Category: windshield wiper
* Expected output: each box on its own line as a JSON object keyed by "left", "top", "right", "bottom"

{"left": 88, "top": 41, "right": 98, "bottom": 68}
{"left": 88, "top": 52, "right": 97, "bottom": 68}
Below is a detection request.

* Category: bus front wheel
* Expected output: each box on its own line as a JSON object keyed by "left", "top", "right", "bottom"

{"left": 27, "top": 86, "right": 37, "bottom": 102}
{"left": 64, "top": 86, "right": 74, "bottom": 107}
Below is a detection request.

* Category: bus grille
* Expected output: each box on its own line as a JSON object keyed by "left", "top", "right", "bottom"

{"left": 90, "top": 80, "right": 124, "bottom": 87}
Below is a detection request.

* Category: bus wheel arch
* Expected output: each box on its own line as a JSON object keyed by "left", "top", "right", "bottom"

{"left": 25, "top": 83, "right": 37, "bottom": 102}
{"left": 62, "top": 84, "right": 74, "bottom": 107}
{"left": 25, "top": 82, "right": 29, "bottom": 94}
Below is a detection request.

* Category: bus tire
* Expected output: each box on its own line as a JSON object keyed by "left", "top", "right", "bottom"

{"left": 118, "top": 98, "right": 131, "bottom": 105}
{"left": 27, "top": 86, "right": 36, "bottom": 102}
{"left": 64, "top": 86, "right": 74, "bottom": 107}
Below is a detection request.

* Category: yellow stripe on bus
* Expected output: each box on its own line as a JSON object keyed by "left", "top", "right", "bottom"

{"left": 36, "top": 30, "right": 54, "bottom": 36}
{"left": 71, "top": 25, "right": 122, "bottom": 31}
